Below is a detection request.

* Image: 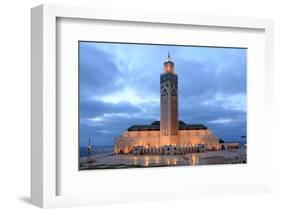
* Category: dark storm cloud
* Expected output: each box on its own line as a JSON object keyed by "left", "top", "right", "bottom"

{"left": 79, "top": 98, "right": 160, "bottom": 146}
{"left": 80, "top": 99, "right": 141, "bottom": 119}
{"left": 177, "top": 58, "right": 246, "bottom": 99}
{"left": 173, "top": 56, "right": 246, "bottom": 142}
{"left": 177, "top": 60, "right": 216, "bottom": 98}
{"left": 179, "top": 102, "right": 246, "bottom": 141}
{"left": 209, "top": 121, "right": 246, "bottom": 141}
{"left": 80, "top": 110, "right": 158, "bottom": 146}
{"left": 79, "top": 42, "right": 123, "bottom": 100}
{"left": 180, "top": 103, "right": 244, "bottom": 124}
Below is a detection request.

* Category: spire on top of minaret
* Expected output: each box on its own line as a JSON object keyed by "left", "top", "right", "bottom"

{"left": 165, "top": 52, "right": 174, "bottom": 64}
{"left": 164, "top": 52, "right": 175, "bottom": 73}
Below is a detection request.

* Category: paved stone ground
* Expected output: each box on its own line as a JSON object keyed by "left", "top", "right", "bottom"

{"left": 79, "top": 148, "right": 246, "bottom": 170}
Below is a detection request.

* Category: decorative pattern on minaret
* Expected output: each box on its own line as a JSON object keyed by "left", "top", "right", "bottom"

{"left": 160, "top": 53, "right": 179, "bottom": 145}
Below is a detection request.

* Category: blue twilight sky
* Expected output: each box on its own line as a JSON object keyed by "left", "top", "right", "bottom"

{"left": 79, "top": 41, "right": 247, "bottom": 147}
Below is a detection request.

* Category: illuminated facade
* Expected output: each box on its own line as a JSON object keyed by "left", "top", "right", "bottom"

{"left": 114, "top": 54, "right": 220, "bottom": 155}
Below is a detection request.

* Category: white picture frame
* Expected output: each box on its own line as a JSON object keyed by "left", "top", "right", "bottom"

{"left": 31, "top": 4, "right": 274, "bottom": 208}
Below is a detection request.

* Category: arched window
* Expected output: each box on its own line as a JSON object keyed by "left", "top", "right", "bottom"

{"left": 162, "top": 88, "right": 168, "bottom": 96}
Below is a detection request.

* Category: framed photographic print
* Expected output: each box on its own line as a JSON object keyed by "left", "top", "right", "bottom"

{"left": 78, "top": 41, "right": 247, "bottom": 170}
{"left": 31, "top": 4, "right": 274, "bottom": 208}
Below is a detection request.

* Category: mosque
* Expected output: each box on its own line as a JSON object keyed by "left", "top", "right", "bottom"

{"left": 114, "top": 54, "right": 221, "bottom": 155}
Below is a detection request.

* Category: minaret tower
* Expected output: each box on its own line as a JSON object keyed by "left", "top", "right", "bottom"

{"left": 160, "top": 53, "right": 179, "bottom": 146}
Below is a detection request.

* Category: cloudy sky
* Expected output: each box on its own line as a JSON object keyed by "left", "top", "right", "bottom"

{"left": 79, "top": 41, "right": 247, "bottom": 147}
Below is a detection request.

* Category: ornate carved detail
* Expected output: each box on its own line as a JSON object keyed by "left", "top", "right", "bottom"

{"left": 171, "top": 88, "right": 177, "bottom": 96}
{"left": 161, "top": 88, "right": 168, "bottom": 96}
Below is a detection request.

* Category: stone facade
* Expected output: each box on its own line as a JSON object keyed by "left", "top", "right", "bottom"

{"left": 114, "top": 126, "right": 220, "bottom": 154}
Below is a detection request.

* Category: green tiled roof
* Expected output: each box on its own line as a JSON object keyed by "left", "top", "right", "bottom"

{"left": 127, "top": 121, "right": 207, "bottom": 131}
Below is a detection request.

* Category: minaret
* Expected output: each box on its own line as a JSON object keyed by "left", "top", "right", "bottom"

{"left": 160, "top": 53, "right": 179, "bottom": 146}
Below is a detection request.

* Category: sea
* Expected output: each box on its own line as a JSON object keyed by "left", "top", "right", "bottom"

{"left": 224, "top": 141, "right": 247, "bottom": 146}
{"left": 80, "top": 145, "right": 114, "bottom": 157}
